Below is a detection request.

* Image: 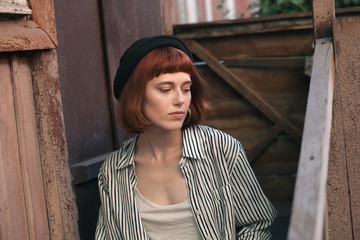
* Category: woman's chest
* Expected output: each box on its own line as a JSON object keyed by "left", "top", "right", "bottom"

{"left": 135, "top": 159, "right": 189, "bottom": 206}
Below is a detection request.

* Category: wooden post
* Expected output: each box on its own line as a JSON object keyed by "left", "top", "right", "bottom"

{"left": 31, "top": 50, "right": 79, "bottom": 240}
{"left": 312, "top": 0, "right": 335, "bottom": 39}
{"left": 287, "top": 38, "right": 334, "bottom": 240}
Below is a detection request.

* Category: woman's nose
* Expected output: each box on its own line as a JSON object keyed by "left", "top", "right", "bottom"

{"left": 173, "top": 89, "right": 185, "bottom": 105}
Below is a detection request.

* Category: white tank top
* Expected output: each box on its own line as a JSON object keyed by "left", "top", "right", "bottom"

{"left": 135, "top": 188, "right": 203, "bottom": 240}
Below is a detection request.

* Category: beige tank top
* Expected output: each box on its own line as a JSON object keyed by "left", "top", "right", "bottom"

{"left": 135, "top": 188, "right": 203, "bottom": 240}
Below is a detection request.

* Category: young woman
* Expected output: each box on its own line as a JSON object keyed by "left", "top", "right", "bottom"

{"left": 96, "top": 35, "right": 276, "bottom": 240}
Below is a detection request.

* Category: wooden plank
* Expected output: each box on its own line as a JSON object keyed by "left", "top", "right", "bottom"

{"left": 70, "top": 152, "right": 111, "bottom": 184}
{"left": 174, "top": 14, "right": 313, "bottom": 39}
{"left": 287, "top": 38, "right": 334, "bottom": 240}
{"left": 224, "top": 56, "right": 306, "bottom": 68}
{"left": 30, "top": 50, "right": 79, "bottom": 240}
{"left": 267, "top": 98, "right": 307, "bottom": 131}
{"left": 247, "top": 123, "right": 283, "bottom": 164}
{"left": 193, "top": 31, "right": 314, "bottom": 59}
{"left": 312, "top": 0, "right": 335, "bottom": 39}
{"left": 0, "top": 55, "right": 29, "bottom": 240}
{"left": 174, "top": 7, "right": 360, "bottom": 39}
{"left": 0, "top": 21, "right": 56, "bottom": 52}
{"left": 252, "top": 138, "right": 300, "bottom": 177}
{"left": 187, "top": 39, "right": 302, "bottom": 144}
{"left": 328, "top": 17, "right": 360, "bottom": 240}
{"left": 206, "top": 117, "right": 271, "bottom": 137}
{"left": 12, "top": 54, "right": 50, "bottom": 239}
{"left": 335, "top": 6, "right": 360, "bottom": 16}
{"left": 229, "top": 68, "right": 310, "bottom": 98}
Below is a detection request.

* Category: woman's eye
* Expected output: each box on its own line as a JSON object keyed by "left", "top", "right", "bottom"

{"left": 182, "top": 88, "right": 191, "bottom": 93}
{"left": 160, "top": 89, "right": 171, "bottom": 93}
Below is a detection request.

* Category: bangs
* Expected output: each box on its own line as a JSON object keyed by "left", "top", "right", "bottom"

{"left": 138, "top": 47, "right": 195, "bottom": 80}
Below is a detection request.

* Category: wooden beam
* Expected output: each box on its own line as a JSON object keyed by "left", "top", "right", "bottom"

{"left": 287, "top": 38, "right": 334, "bottom": 240}
{"left": 312, "top": 0, "right": 335, "bottom": 39}
{"left": 0, "top": 0, "right": 58, "bottom": 52}
{"left": 247, "top": 123, "right": 283, "bottom": 164}
{"left": 70, "top": 153, "right": 111, "bottom": 184}
{"left": 0, "top": 21, "right": 56, "bottom": 52}
{"left": 175, "top": 17, "right": 312, "bottom": 39}
{"left": 187, "top": 39, "right": 302, "bottom": 144}
{"left": 30, "top": 50, "right": 79, "bottom": 239}
{"left": 223, "top": 56, "right": 306, "bottom": 68}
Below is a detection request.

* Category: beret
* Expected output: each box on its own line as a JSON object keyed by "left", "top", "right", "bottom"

{"left": 113, "top": 35, "right": 192, "bottom": 100}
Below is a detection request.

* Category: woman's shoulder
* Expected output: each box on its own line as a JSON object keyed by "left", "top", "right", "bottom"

{"left": 188, "top": 125, "right": 242, "bottom": 150}
{"left": 99, "top": 137, "right": 136, "bottom": 173}
{"left": 190, "top": 125, "right": 237, "bottom": 142}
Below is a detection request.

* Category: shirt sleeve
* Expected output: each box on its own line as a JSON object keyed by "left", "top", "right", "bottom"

{"left": 229, "top": 141, "right": 277, "bottom": 240}
{"left": 95, "top": 168, "right": 123, "bottom": 240}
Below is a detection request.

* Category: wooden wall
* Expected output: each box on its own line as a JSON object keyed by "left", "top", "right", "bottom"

{"left": 328, "top": 16, "right": 360, "bottom": 240}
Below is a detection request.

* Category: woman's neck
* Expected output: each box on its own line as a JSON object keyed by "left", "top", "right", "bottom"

{"left": 136, "top": 127, "right": 183, "bottom": 162}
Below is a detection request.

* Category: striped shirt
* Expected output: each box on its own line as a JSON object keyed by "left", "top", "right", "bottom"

{"left": 95, "top": 125, "right": 277, "bottom": 240}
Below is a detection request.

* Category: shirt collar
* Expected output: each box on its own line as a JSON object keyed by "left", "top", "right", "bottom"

{"left": 116, "top": 135, "right": 138, "bottom": 169}
{"left": 182, "top": 126, "right": 206, "bottom": 160}
{"left": 116, "top": 126, "right": 205, "bottom": 169}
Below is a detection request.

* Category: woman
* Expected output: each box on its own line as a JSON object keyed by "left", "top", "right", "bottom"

{"left": 96, "top": 35, "right": 276, "bottom": 240}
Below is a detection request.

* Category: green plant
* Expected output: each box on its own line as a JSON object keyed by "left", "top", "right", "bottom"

{"left": 335, "top": 0, "right": 360, "bottom": 8}
{"left": 250, "top": 0, "right": 360, "bottom": 16}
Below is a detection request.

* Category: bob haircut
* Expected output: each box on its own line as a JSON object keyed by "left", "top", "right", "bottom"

{"left": 117, "top": 47, "right": 212, "bottom": 133}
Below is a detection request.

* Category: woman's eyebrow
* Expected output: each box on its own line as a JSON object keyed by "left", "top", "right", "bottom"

{"left": 156, "top": 80, "right": 192, "bottom": 86}
{"left": 156, "top": 81, "right": 174, "bottom": 86}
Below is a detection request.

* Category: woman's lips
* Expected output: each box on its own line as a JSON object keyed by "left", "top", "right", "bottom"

{"left": 169, "top": 111, "right": 184, "bottom": 119}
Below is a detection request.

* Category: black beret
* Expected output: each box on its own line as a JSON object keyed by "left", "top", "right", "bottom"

{"left": 113, "top": 35, "right": 192, "bottom": 100}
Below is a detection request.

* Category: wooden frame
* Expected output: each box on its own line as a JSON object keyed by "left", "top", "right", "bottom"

{"left": 0, "top": 0, "right": 57, "bottom": 52}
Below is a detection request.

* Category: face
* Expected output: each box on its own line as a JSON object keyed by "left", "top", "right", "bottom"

{"left": 143, "top": 72, "right": 192, "bottom": 132}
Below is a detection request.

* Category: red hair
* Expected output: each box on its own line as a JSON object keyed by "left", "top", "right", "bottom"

{"left": 117, "top": 47, "right": 212, "bottom": 133}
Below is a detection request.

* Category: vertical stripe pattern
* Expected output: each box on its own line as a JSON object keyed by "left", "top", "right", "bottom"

{"left": 95, "top": 125, "right": 277, "bottom": 239}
